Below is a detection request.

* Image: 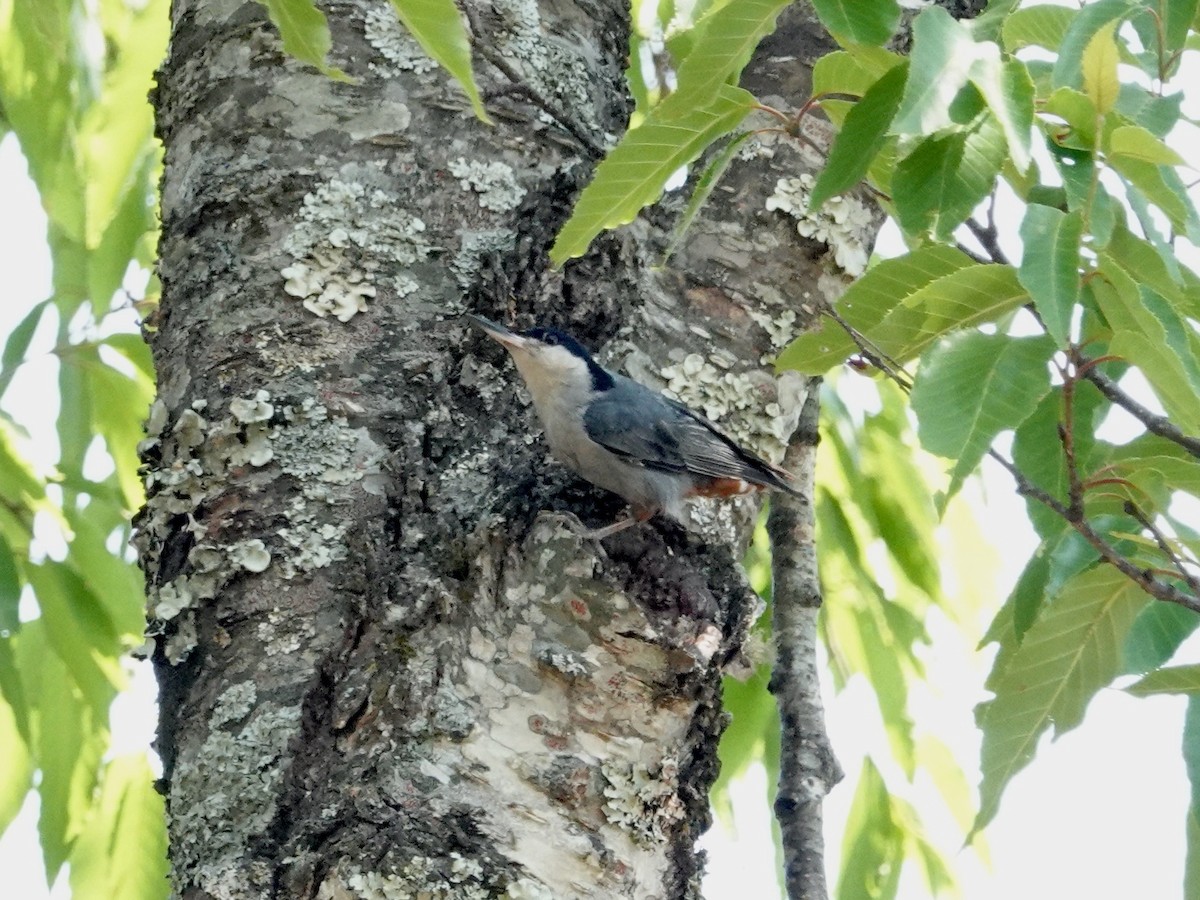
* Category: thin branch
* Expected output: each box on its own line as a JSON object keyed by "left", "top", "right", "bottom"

{"left": 1079, "top": 363, "right": 1200, "bottom": 459}
{"left": 965, "top": 211, "right": 1011, "bottom": 266}
{"left": 769, "top": 388, "right": 842, "bottom": 900}
{"left": 461, "top": 6, "right": 605, "bottom": 160}
{"left": 988, "top": 449, "right": 1200, "bottom": 614}
{"left": 823, "top": 307, "right": 914, "bottom": 390}
{"left": 1123, "top": 501, "right": 1200, "bottom": 598}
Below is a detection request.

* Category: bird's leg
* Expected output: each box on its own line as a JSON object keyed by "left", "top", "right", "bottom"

{"left": 544, "top": 506, "right": 654, "bottom": 540}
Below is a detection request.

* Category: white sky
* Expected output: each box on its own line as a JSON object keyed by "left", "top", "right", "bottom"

{"left": 0, "top": 99, "right": 1194, "bottom": 899}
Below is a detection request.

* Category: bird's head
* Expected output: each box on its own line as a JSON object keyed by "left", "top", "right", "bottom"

{"left": 468, "top": 315, "right": 613, "bottom": 396}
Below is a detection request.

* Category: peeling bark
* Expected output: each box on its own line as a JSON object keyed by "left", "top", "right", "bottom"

{"left": 139, "top": 1, "right": 879, "bottom": 897}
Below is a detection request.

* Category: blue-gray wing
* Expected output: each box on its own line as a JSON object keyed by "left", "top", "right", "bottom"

{"left": 582, "top": 378, "right": 797, "bottom": 492}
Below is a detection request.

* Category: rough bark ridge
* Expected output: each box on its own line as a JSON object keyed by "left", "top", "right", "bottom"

{"left": 138, "top": 1, "right": 865, "bottom": 897}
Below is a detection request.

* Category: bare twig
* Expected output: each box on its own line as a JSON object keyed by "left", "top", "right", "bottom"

{"left": 768, "top": 388, "right": 843, "bottom": 900}
{"left": 461, "top": 6, "right": 605, "bottom": 160}
{"left": 1123, "top": 501, "right": 1200, "bottom": 598}
{"left": 965, "top": 208, "right": 1011, "bottom": 266}
{"left": 1079, "top": 364, "right": 1200, "bottom": 458}
{"left": 988, "top": 449, "right": 1200, "bottom": 614}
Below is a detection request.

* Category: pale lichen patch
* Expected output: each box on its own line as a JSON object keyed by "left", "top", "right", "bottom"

{"left": 766, "top": 173, "right": 874, "bottom": 276}
{"left": 448, "top": 158, "right": 527, "bottom": 213}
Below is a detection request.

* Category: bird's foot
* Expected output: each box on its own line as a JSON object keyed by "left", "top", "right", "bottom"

{"left": 540, "top": 510, "right": 640, "bottom": 541}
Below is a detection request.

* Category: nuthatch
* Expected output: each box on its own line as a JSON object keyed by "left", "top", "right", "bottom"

{"left": 468, "top": 315, "right": 800, "bottom": 540}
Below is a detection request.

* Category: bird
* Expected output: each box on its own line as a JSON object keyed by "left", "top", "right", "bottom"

{"left": 467, "top": 314, "right": 800, "bottom": 540}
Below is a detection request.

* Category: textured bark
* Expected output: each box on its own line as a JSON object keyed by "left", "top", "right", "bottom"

{"left": 137, "top": 1, "right": 878, "bottom": 897}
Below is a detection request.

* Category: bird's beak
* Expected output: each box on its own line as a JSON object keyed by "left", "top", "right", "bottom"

{"left": 467, "top": 314, "right": 531, "bottom": 351}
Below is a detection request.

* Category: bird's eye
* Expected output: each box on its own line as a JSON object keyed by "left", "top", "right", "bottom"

{"left": 544, "top": 333, "right": 559, "bottom": 346}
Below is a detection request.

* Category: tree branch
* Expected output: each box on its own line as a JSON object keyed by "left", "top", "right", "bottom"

{"left": 768, "top": 387, "right": 843, "bottom": 900}
{"left": 1079, "top": 363, "right": 1200, "bottom": 459}
{"left": 987, "top": 449, "right": 1200, "bottom": 614}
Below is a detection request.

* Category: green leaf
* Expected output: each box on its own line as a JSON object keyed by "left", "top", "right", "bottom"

{"left": 1126, "top": 664, "right": 1200, "bottom": 696}
{"left": 975, "top": 566, "right": 1149, "bottom": 832}
{"left": 550, "top": 85, "right": 753, "bottom": 265}
{"left": 0, "top": 299, "right": 51, "bottom": 402}
{"left": 1010, "top": 385, "right": 1107, "bottom": 540}
{"left": 1115, "top": 85, "right": 1183, "bottom": 138}
{"left": 913, "top": 333, "right": 1055, "bottom": 509}
{"left": 776, "top": 246, "right": 975, "bottom": 373}
{"left": 1107, "top": 123, "right": 1186, "bottom": 166}
{"left": 893, "top": 7, "right": 978, "bottom": 136}
{"left": 1081, "top": 23, "right": 1120, "bottom": 115}
{"left": 1018, "top": 205, "right": 1083, "bottom": 348}
{"left": 837, "top": 759, "right": 903, "bottom": 900}
{"left": 0, "top": 537, "right": 18, "bottom": 637}
{"left": 69, "top": 754, "right": 169, "bottom": 900}
{"left": 0, "top": 707, "right": 31, "bottom": 839}
{"left": 812, "top": 46, "right": 903, "bottom": 101}
{"left": 1163, "top": 0, "right": 1200, "bottom": 51}
{"left": 810, "top": 0, "right": 901, "bottom": 47}
{"left": 1001, "top": 4, "right": 1076, "bottom": 52}
{"left": 1094, "top": 261, "right": 1200, "bottom": 431}
{"left": 1123, "top": 602, "right": 1200, "bottom": 674}
{"left": 387, "top": 0, "right": 491, "bottom": 123}
{"left": 263, "top": 0, "right": 352, "bottom": 81}
{"left": 1051, "top": 0, "right": 1137, "bottom": 91}
{"left": 809, "top": 62, "right": 908, "bottom": 210}
{"left": 665, "top": 0, "right": 791, "bottom": 117}
{"left": 969, "top": 57, "right": 1034, "bottom": 172}
{"left": 25, "top": 623, "right": 109, "bottom": 883}
{"left": 1186, "top": 699, "right": 1200, "bottom": 899}
{"left": 892, "top": 111, "right": 1005, "bottom": 240}
{"left": 1044, "top": 88, "right": 1098, "bottom": 150}
{"left": 25, "top": 565, "right": 124, "bottom": 714}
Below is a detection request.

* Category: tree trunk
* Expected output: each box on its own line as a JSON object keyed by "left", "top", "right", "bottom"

{"left": 137, "top": 1, "right": 866, "bottom": 897}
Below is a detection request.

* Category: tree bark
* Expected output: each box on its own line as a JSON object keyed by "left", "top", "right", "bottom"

{"left": 138, "top": 1, "right": 876, "bottom": 897}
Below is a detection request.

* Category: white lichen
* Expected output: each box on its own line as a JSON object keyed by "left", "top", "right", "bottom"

{"left": 230, "top": 390, "right": 274, "bottom": 424}
{"left": 451, "top": 229, "right": 516, "bottom": 288}
{"left": 448, "top": 158, "right": 526, "bottom": 213}
{"left": 364, "top": 5, "right": 440, "bottom": 75}
{"left": 766, "top": 173, "right": 874, "bottom": 275}
{"left": 228, "top": 538, "right": 272, "bottom": 573}
{"left": 601, "top": 751, "right": 686, "bottom": 843}
{"left": 282, "top": 170, "right": 430, "bottom": 322}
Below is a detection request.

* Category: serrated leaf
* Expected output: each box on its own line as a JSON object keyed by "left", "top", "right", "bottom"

{"left": 776, "top": 245, "right": 976, "bottom": 373}
{"left": 892, "top": 111, "right": 1005, "bottom": 240}
{"left": 1018, "top": 205, "right": 1083, "bottom": 348}
{"left": 975, "top": 566, "right": 1150, "bottom": 832}
{"left": 387, "top": 0, "right": 491, "bottom": 123}
{"left": 970, "top": 57, "right": 1034, "bottom": 172}
{"left": 69, "top": 754, "right": 169, "bottom": 900}
{"left": 263, "top": 0, "right": 352, "bottom": 81}
{"left": 912, "top": 332, "right": 1055, "bottom": 509}
{"left": 1126, "top": 664, "right": 1200, "bottom": 696}
{"left": 1001, "top": 4, "right": 1076, "bottom": 52}
{"left": 1082, "top": 23, "right": 1120, "bottom": 114}
{"left": 550, "top": 85, "right": 753, "bottom": 265}
{"left": 812, "top": 46, "right": 903, "bottom": 99}
{"left": 1107, "top": 123, "right": 1186, "bottom": 165}
{"left": 1123, "top": 602, "right": 1200, "bottom": 675}
{"left": 893, "top": 7, "right": 979, "bottom": 136}
{"left": 810, "top": 0, "right": 901, "bottom": 47}
{"left": 1052, "top": 0, "right": 1137, "bottom": 91}
{"left": 1094, "top": 260, "right": 1200, "bottom": 431}
{"left": 809, "top": 62, "right": 908, "bottom": 210}
{"left": 665, "top": 0, "right": 791, "bottom": 117}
